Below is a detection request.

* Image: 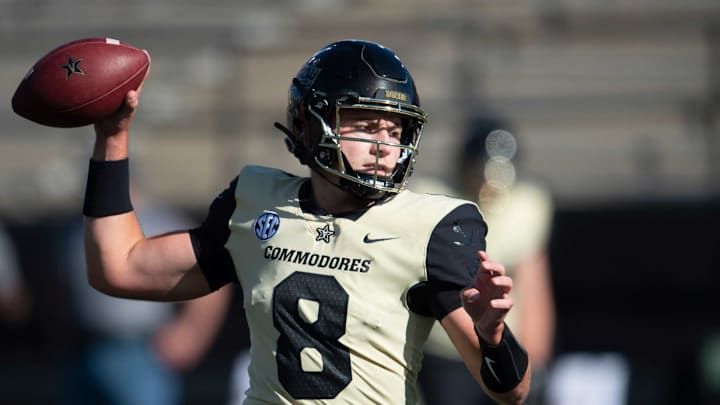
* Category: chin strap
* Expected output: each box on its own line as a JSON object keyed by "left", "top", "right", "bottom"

{"left": 275, "top": 122, "right": 312, "bottom": 166}
{"left": 338, "top": 177, "right": 388, "bottom": 200}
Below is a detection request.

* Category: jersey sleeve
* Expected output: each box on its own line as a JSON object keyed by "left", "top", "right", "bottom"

{"left": 422, "top": 203, "right": 487, "bottom": 320}
{"left": 189, "top": 176, "right": 241, "bottom": 291}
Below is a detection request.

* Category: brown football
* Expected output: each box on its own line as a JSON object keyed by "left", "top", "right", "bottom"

{"left": 11, "top": 37, "right": 150, "bottom": 128}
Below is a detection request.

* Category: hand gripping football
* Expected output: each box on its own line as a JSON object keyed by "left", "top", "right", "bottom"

{"left": 11, "top": 37, "right": 150, "bottom": 128}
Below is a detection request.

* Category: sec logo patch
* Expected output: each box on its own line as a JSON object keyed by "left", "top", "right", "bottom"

{"left": 254, "top": 211, "right": 280, "bottom": 241}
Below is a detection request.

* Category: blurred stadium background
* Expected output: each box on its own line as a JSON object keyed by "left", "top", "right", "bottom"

{"left": 1, "top": 0, "right": 719, "bottom": 404}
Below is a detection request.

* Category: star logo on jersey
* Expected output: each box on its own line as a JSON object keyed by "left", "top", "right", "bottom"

{"left": 59, "top": 56, "right": 85, "bottom": 79}
{"left": 315, "top": 224, "right": 335, "bottom": 243}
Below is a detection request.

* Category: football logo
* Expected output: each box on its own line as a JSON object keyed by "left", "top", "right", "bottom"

{"left": 59, "top": 56, "right": 85, "bottom": 79}
{"left": 254, "top": 211, "right": 280, "bottom": 241}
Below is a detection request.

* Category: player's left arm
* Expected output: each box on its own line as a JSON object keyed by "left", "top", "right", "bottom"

{"left": 425, "top": 204, "right": 530, "bottom": 404}
{"left": 443, "top": 252, "right": 531, "bottom": 405}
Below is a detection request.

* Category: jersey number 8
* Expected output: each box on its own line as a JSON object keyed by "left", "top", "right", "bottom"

{"left": 273, "top": 272, "right": 352, "bottom": 399}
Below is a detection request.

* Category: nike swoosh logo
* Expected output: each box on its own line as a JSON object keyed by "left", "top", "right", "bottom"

{"left": 484, "top": 356, "right": 501, "bottom": 383}
{"left": 363, "top": 234, "right": 400, "bottom": 244}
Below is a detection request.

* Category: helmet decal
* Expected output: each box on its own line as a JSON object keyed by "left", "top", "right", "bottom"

{"left": 296, "top": 64, "right": 321, "bottom": 89}
{"left": 379, "top": 89, "right": 408, "bottom": 102}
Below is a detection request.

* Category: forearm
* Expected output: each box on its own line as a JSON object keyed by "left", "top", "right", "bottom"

{"left": 92, "top": 129, "right": 129, "bottom": 161}
{"left": 84, "top": 129, "right": 139, "bottom": 294}
{"left": 441, "top": 310, "right": 531, "bottom": 405}
{"left": 475, "top": 323, "right": 531, "bottom": 405}
{"left": 84, "top": 130, "right": 176, "bottom": 299}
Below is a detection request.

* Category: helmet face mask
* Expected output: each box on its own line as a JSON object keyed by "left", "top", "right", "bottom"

{"left": 279, "top": 40, "right": 427, "bottom": 200}
{"left": 318, "top": 101, "right": 425, "bottom": 197}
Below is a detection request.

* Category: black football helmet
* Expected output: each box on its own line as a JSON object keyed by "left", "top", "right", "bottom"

{"left": 275, "top": 39, "right": 427, "bottom": 200}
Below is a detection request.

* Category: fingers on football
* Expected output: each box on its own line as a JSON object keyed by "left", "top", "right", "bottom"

{"left": 126, "top": 90, "right": 140, "bottom": 109}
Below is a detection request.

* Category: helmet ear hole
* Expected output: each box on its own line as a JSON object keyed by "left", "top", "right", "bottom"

{"left": 317, "top": 148, "right": 335, "bottom": 166}
{"left": 311, "top": 96, "right": 329, "bottom": 114}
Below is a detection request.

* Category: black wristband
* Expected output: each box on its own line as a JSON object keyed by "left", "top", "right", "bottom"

{"left": 476, "top": 323, "right": 529, "bottom": 393}
{"left": 83, "top": 159, "right": 133, "bottom": 217}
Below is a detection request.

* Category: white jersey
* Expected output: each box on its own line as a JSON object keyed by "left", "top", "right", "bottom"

{"left": 191, "top": 166, "right": 487, "bottom": 404}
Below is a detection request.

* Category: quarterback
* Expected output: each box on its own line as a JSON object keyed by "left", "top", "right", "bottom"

{"left": 82, "top": 40, "right": 530, "bottom": 404}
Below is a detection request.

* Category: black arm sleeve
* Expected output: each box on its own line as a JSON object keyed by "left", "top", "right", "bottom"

{"left": 408, "top": 203, "right": 487, "bottom": 320}
{"left": 188, "top": 177, "right": 241, "bottom": 291}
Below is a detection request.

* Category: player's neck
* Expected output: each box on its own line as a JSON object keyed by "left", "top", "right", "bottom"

{"left": 309, "top": 173, "right": 374, "bottom": 214}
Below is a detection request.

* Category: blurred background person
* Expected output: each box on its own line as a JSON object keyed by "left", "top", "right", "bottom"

{"left": 228, "top": 347, "right": 251, "bottom": 405}
{"left": 54, "top": 188, "right": 233, "bottom": 405}
{"left": 0, "top": 222, "right": 31, "bottom": 324}
{"left": 413, "top": 113, "right": 556, "bottom": 405}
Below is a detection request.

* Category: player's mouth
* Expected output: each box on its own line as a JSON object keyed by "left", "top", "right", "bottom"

{"left": 360, "top": 164, "right": 393, "bottom": 176}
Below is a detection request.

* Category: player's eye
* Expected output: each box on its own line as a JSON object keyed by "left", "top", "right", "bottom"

{"left": 352, "top": 122, "right": 370, "bottom": 132}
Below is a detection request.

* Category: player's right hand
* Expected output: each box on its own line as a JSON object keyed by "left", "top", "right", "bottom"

{"left": 93, "top": 86, "right": 143, "bottom": 139}
{"left": 94, "top": 51, "right": 149, "bottom": 139}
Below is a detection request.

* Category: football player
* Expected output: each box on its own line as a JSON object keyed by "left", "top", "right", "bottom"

{"left": 82, "top": 39, "right": 530, "bottom": 404}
